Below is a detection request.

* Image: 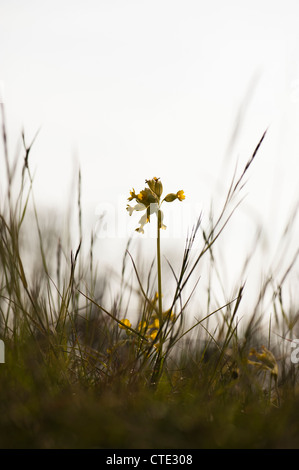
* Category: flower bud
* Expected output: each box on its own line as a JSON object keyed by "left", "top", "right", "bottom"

{"left": 164, "top": 193, "right": 177, "bottom": 202}
{"left": 146, "top": 177, "right": 163, "bottom": 198}
{"left": 154, "top": 178, "right": 163, "bottom": 198}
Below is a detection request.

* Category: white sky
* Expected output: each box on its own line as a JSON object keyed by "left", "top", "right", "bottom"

{"left": 1, "top": 0, "right": 299, "bottom": 312}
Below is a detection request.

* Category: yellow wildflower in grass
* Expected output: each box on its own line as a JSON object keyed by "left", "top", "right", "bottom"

{"left": 138, "top": 320, "right": 148, "bottom": 331}
{"left": 150, "top": 330, "right": 159, "bottom": 341}
{"left": 118, "top": 318, "right": 132, "bottom": 329}
{"left": 126, "top": 177, "right": 185, "bottom": 233}
{"left": 126, "top": 176, "right": 185, "bottom": 387}
{"left": 248, "top": 346, "right": 278, "bottom": 378}
{"left": 248, "top": 345, "right": 280, "bottom": 406}
{"left": 163, "top": 309, "right": 176, "bottom": 322}
{"left": 149, "top": 318, "right": 160, "bottom": 330}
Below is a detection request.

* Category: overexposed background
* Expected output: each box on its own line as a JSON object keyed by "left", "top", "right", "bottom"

{"left": 1, "top": 0, "right": 299, "bottom": 318}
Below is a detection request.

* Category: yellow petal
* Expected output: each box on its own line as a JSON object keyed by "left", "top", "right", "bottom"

{"left": 118, "top": 318, "right": 132, "bottom": 329}
{"left": 177, "top": 190, "right": 185, "bottom": 201}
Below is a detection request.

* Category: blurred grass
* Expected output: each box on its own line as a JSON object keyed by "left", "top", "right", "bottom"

{"left": 1, "top": 104, "right": 299, "bottom": 449}
{"left": 1, "top": 336, "right": 299, "bottom": 449}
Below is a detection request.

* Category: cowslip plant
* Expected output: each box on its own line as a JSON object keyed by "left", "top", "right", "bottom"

{"left": 124, "top": 177, "right": 185, "bottom": 386}
{"left": 248, "top": 346, "right": 280, "bottom": 406}
{"left": 126, "top": 177, "right": 185, "bottom": 315}
{"left": 82, "top": 130, "right": 267, "bottom": 388}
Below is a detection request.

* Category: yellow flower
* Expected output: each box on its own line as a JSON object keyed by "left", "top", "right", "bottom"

{"left": 248, "top": 346, "right": 278, "bottom": 378}
{"left": 163, "top": 309, "right": 176, "bottom": 322}
{"left": 149, "top": 318, "right": 160, "bottom": 330}
{"left": 177, "top": 190, "right": 185, "bottom": 201}
{"left": 126, "top": 177, "right": 184, "bottom": 233}
{"left": 164, "top": 190, "right": 186, "bottom": 203}
{"left": 138, "top": 320, "right": 148, "bottom": 331}
{"left": 118, "top": 318, "right": 132, "bottom": 329}
{"left": 128, "top": 188, "right": 137, "bottom": 201}
{"left": 150, "top": 329, "right": 159, "bottom": 341}
{"left": 137, "top": 188, "right": 158, "bottom": 206}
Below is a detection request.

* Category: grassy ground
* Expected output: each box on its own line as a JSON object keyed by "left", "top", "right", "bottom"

{"left": 1, "top": 105, "right": 299, "bottom": 449}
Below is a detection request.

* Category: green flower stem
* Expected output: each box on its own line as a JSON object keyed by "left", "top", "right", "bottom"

{"left": 157, "top": 209, "right": 163, "bottom": 322}
{"left": 150, "top": 208, "right": 163, "bottom": 389}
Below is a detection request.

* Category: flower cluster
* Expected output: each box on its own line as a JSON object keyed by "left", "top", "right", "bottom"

{"left": 137, "top": 309, "right": 176, "bottom": 343}
{"left": 119, "top": 310, "right": 176, "bottom": 338}
{"left": 126, "top": 177, "right": 185, "bottom": 233}
{"left": 118, "top": 291, "right": 177, "bottom": 351}
{"left": 248, "top": 346, "right": 278, "bottom": 378}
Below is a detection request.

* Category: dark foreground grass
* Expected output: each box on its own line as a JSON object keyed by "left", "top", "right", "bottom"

{"left": 1, "top": 335, "right": 299, "bottom": 449}
{"left": 1, "top": 106, "right": 299, "bottom": 449}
